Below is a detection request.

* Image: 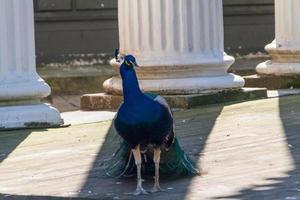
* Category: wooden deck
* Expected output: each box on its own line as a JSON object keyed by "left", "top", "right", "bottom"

{"left": 1, "top": 95, "right": 300, "bottom": 200}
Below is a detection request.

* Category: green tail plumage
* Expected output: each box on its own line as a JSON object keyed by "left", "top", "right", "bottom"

{"left": 102, "top": 136, "right": 199, "bottom": 179}
{"left": 159, "top": 138, "right": 199, "bottom": 177}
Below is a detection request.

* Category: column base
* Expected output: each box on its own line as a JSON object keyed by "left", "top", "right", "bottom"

{"left": 103, "top": 74, "right": 245, "bottom": 95}
{"left": 257, "top": 42, "right": 300, "bottom": 76}
{"left": 0, "top": 73, "right": 51, "bottom": 100}
{"left": 257, "top": 60, "right": 300, "bottom": 76}
{"left": 0, "top": 103, "right": 64, "bottom": 130}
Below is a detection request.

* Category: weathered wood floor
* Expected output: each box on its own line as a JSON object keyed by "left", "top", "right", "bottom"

{"left": 1, "top": 95, "right": 300, "bottom": 200}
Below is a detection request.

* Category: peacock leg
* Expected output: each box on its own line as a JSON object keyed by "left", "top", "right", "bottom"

{"left": 151, "top": 148, "right": 165, "bottom": 193}
{"left": 131, "top": 145, "right": 148, "bottom": 195}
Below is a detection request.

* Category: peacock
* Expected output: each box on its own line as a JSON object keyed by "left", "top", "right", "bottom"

{"left": 105, "top": 52, "right": 199, "bottom": 195}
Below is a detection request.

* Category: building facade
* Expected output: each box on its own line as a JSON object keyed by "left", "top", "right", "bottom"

{"left": 34, "top": 0, "right": 274, "bottom": 65}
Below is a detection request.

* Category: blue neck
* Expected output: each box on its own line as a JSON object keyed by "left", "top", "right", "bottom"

{"left": 120, "top": 65, "right": 143, "bottom": 104}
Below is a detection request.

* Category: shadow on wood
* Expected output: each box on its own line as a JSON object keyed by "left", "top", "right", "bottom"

{"left": 78, "top": 105, "right": 224, "bottom": 199}
{"left": 213, "top": 95, "right": 300, "bottom": 200}
{"left": 0, "top": 130, "right": 34, "bottom": 164}
{"left": 0, "top": 193, "right": 87, "bottom": 200}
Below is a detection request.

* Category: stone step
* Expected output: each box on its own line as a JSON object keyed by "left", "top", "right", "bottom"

{"left": 38, "top": 65, "right": 116, "bottom": 95}
{"left": 39, "top": 65, "right": 115, "bottom": 112}
{"left": 229, "top": 55, "right": 270, "bottom": 76}
{"left": 80, "top": 88, "right": 267, "bottom": 110}
{"left": 244, "top": 74, "right": 300, "bottom": 89}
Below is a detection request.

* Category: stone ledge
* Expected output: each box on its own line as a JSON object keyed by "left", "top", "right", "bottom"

{"left": 38, "top": 65, "right": 116, "bottom": 95}
{"left": 164, "top": 88, "right": 267, "bottom": 109}
{"left": 45, "top": 76, "right": 109, "bottom": 95}
{"left": 244, "top": 74, "right": 300, "bottom": 89}
{"left": 80, "top": 88, "right": 267, "bottom": 110}
{"left": 81, "top": 93, "right": 123, "bottom": 110}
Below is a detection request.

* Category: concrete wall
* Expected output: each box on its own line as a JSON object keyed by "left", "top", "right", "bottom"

{"left": 34, "top": 0, "right": 118, "bottom": 65}
{"left": 34, "top": 0, "right": 274, "bottom": 66}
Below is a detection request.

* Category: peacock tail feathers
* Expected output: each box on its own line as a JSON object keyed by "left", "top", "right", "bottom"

{"left": 159, "top": 138, "right": 199, "bottom": 177}
{"left": 101, "top": 133, "right": 199, "bottom": 179}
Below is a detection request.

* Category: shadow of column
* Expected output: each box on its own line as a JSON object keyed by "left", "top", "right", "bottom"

{"left": 0, "top": 130, "right": 32, "bottom": 163}
{"left": 213, "top": 95, "right": 300, "bottom": 200}
{"left": 78, "top": 104, "right": 224, "bottom": 199}
{"left": 0, "top": 193, "right": 89, "bottom": 200}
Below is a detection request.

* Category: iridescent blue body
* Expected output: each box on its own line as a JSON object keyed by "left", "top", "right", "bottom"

{"left": 106, "top": 55, "right": 198, "bottom": 183}
{"left": 114, "top": 56, "right": 173, "bottom": 148}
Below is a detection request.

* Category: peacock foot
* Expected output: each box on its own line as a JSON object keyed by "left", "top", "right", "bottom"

{"left": 132, "top": 187, "right": 148, "bottom": 196}
{"left": 150, "top": 185, "right": 165, "bottom": 193}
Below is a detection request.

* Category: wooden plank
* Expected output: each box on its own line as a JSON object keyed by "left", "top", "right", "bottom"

{"left": 34, "top": 12, "right": 117, "bottom": 22}
{"left": 36, "top": 0, "right": 72, "bottom": 11}
{"left": 224, "top": 5, "right": 274, "bottom": 16}
{"left": 76, "top": 0, "right": 117, "bottom": 10}
{"left": 0, "top": 95, "right": 300, "bottom": 199}
{"left": 223, "top": 0, "right": 274, "bottom": 6}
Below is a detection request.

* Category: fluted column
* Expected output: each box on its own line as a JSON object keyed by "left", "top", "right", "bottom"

{"left": 257, "top": 0, "right": 300, "bottom": 75}
{"left": 0, "top": 0, "right": 63, "bottom": 129}
{"left": 104, "top": 0, "right": 244, "bottom": 95}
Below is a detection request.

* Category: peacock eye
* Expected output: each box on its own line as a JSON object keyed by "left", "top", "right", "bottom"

{"left": 124, "top": 60, "right": 132, "bottom": 68}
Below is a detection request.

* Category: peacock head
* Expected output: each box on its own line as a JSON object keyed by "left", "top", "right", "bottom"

{"left": 123, "top": 55, "right": 139, "bottom": 68}
{"left": 119, "top": 54, "right": 140, "bottom": 79}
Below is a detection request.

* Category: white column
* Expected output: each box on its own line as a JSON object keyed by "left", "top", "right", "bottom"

{"left": 257, "top": 0, "right": 300, "bottom": 75}
{"left": 0, "top": 0, "right": 63, "bottom": 129}
{"left": 104, "top": 0, "right": 244, "bottom": 95}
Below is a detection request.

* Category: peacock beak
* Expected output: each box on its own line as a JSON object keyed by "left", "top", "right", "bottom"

{"left": 130, "top": 61, "right": 139, "bottom": 68}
